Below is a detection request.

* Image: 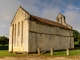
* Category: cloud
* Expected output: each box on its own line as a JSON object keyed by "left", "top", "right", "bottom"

{"left": 0, "top": 0, "right": 80, "bottom": 37}
{"left": 42, "top": 7, "right": 61, "bottom": 20}
{"left": 0, "top": 0, "right": 41, "bottom": 37}
{"left": 0, "top": 0, "right": 21, "bottom": 37}
{"left": 64, "top": 12, "right": 80, "bottom": 32}
{"left": 63, "top": 4, "right": 80, "bottom": 32}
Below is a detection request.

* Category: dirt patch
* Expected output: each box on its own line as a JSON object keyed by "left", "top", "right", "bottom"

{"left": 0, "top": 56, "right": 79, "bottom": 60}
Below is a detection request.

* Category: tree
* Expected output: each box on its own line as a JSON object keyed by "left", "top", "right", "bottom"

{"left": 73, "top": 30, "right": 79, "bottom": 42}
{"left": 0, "top": 36, "right": 9, "bottom": 45}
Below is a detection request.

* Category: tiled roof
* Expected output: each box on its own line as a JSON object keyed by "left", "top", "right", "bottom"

{"left": 31, "top": 15, "right": 70, "bottom": 29}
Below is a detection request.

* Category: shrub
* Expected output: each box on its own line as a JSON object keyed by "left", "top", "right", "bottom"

{"left": 0, "top": 36, "right": 9, "bottom": 45}
{"left": 0, "top": 45, "right": 8, "bottom": 50}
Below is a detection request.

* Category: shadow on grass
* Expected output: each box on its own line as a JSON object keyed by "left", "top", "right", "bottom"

{"left": 42, "top": 49, "right": 80, "bottom": 56}
{"left": 0, "top": 48, "right": 80, "bottom": 57}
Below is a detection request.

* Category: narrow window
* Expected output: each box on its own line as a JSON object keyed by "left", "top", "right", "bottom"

{"left": 15, "top": 24, "right": 16, "bottom": 45}
{"left": 57, "top": 18, "right": 59, "bottom": 22}
{"left": 57, "top": 17, "right": 62, "bottom": 23}
{"left": 21, "top": 21, "right": 23, "bottom": 44}
{"left": 61, "top": 17, "right": 62, "bottom": 23}
{"left": 18, "top": 22, "right": 20, "bottom": 36}
{"left": 13, "top": 24, "right": 15, "bottom": 46}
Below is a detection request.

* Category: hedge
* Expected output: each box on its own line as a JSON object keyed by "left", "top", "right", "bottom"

{"left": 0, "top": 45, "right": 8, "bottom": 50}
{"left": 74, "top": 44, "right": 80, "bottom": 48}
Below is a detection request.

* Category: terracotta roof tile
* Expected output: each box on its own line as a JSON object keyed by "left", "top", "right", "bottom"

{"left": 31, "top": 15, "right": 70, "bottom": 29}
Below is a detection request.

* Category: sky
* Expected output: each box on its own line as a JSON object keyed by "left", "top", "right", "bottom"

{"left": 0, "top": 0, "right": 80, "bottom": 37}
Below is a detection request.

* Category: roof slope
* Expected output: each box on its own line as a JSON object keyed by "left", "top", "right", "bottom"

{"left": 21, "top": 6, "right": 71, "bottom": 29}
{"left": 30, "top": 15, "right": 70, "bottom": 29}
{"left": 11, "top": 6, "right": 71, "bottom": 29}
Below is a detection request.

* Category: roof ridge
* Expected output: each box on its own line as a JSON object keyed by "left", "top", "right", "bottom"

{"left": 20, "top": 6, "right": 31, "bottom": 15}
{"left": 11, "top": 6, "right": 71, "bottom": 29}
{"left": 31, "top": 15, "right": 70, "bottom": 29}
{"left": 31, "top": 15, "right": 55, "bottom": 22}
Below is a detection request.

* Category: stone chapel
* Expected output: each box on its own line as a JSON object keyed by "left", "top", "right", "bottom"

{"left": 9, "top": 6, "right": 74, "bottom": 53}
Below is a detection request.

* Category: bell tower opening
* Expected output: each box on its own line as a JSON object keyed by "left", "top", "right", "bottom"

{"left": 56, "top": 13, "right": 66, "bottom": 24}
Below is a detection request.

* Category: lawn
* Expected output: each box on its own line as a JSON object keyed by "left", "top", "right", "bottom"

{"left": 0, "top": 49, "right": 80, "bottom": 57}
{"left": 0, "top": 50, "right": 17, "bottom": 57}
{"left": 43, "top": 49, "right": 80, "bottom": 56}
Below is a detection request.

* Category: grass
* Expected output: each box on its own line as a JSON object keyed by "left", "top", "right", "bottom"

{"left": 0, "top": 50, "right": 17, "bottom": 57}
{"left": 43, "top": 49, "right": 80, "bottom": 56}
{"left": 0, "top": 49, "right": 80, "bottom": 57}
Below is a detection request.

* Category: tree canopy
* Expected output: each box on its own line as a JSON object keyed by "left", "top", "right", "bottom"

{"left": 0, "top": 36, "right": 9, "bottom": 45}
{"left": 73, "top": 30, "right": 80, "bottom": 45}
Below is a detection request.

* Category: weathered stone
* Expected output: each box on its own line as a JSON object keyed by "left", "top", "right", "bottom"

{"left": 66, "top": 48, "right": 69, "bottom": 56}
{"left": 50, "top": 48, "right": 53, "bottom": 55}
{"left": 38, "top": 48, "right": 41, "bottom": 55}
{"left": 9, "top": 6, "right": 74, "bottom": 53}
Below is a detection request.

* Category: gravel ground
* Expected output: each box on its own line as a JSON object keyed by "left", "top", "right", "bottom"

{"left": 0, "top": 57, "right": 79, "bottom": 60}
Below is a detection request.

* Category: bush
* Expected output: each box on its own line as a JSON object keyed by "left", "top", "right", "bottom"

{"left": 74, "top": 41, "right": 80, "bottom": 48}
{"left": 0, "top": 45, "right": 8, "bottom": 50}
{"left": 0, "top": 36, "right": 9, "bottom": 45}
{"left": 74, "top": 41, "right": 79, "bottom": 45}
{"left": 75, "top": 44, "right": 80, "bottom": 48}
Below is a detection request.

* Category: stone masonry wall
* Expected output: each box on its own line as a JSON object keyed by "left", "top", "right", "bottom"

{"left": 29, "top": 20, "right": 74, "bottom": 52}
{"left": 9, "top": 7, "right": 30, "bottom": 53}
{"left": 9, "top": 7, "right": 74, "bottom": 53}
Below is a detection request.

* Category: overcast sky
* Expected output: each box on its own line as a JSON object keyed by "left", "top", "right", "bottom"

{"left": 0, "top": 0, "right": 80, "bottom": 37}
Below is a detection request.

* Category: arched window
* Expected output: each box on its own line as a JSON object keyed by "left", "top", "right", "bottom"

{"left": 61, "top": 17, "right": 62, "bottom": 23}
{"left": 18, "top": 22, "right": 20, "bottom": 36}
{"left": 57, "top": 18, "right": 59, "bottom": 22}
{"left": 21, "top": 21, "right": 23, "bottom": 44}
{"left": 15, "top": 24, "right": 16, "bottom": 45}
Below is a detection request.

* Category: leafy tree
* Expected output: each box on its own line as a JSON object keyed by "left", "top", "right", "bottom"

{"left": 73, "top": 30, "right": 80, "bottom": 47}
{"left": 78, "top": 34, "right": 80, "bottom": 43}
{"left": 0, "top": 36, "right": 9, "bottom": 45}
{"left": 73, "top": 30, "right": 79, "bottom": 42}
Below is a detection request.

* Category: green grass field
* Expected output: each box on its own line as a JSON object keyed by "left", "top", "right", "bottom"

{"left": 0, "top": 50, "right": 17, "bottom": 57}
{"left": 0, "top": 49, "right": 80, "bottom": 57}
{"left": 43, "top": 49, "right": 80, "bottom": 56}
